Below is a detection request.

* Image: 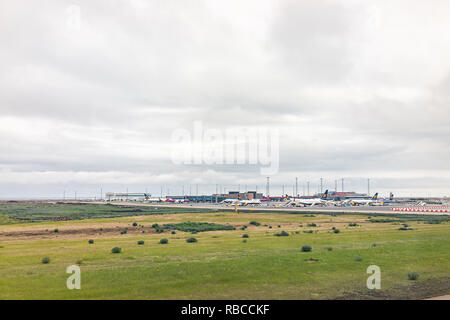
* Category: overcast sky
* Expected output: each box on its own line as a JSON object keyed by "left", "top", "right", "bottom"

{"left": 1, "top": 0, "right": 450, "bottom": 198}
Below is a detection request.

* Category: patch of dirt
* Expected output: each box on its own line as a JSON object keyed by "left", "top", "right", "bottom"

{"left": 0, "top": 222, "right": 243, "bottom": 241}
{"left": 335, "top": 277, "right": 450, "bottom": 300}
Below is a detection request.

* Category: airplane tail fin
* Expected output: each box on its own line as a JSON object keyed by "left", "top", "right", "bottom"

{"left": 322, "top": 190, "right": 329, "bottom": 199}
{"left": 389, "top": 192, "right": 394, "bottom": 201}
{"left": 372, "top": 192, "right": 378, "bottom": 200}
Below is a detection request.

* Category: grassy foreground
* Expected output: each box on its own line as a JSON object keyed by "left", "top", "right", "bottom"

{"left": 0, "top": 205, "right": 449, "bottom": 299}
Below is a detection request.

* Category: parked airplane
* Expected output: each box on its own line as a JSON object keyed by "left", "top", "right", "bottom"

{"left": 379, "top": 193, "right": 394, "bottom": 205}
{"left": 220, "top": 199, "right": 239, "bottom": 204}
{"left": 239, "top": 199, "right": 263, "bottom": 206}
{"left": 344, "top": 193, "right": 379, "bottom": 206}
{"left": 163, "top": 197, "right": 190, "bottom": 203}
{"left": 288, "top": 190, "right": 333, "bottom": 207}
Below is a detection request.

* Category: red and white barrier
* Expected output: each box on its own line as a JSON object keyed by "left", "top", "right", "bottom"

{"left": 392, "top": 207, "right": 449, "bottom": 214}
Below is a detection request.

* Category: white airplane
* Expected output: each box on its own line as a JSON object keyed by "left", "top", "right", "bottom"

{"left": 343, "top": 193, "right": 379, "bottom": 206}
{"left": 239, "top": 199, "right": 262, "bottom": 206}
{"left": 220, "top": 199, "right": 239, "bottom": 205}
{"left": 289, "top": 190, "right": 332, "bottom": 207}
{"left": 146, "top": 197, "right": 162, "bottom": 203}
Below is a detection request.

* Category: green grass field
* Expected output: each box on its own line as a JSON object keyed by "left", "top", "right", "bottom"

{"left": 0, "top": 203, "right": 449, "bottom": 299}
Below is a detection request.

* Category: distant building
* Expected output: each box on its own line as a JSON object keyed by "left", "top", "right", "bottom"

{"left": 329, "top": 191, "right": 369, "bottom": 200}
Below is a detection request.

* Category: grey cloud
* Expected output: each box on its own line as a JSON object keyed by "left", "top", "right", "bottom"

{"left": 1, "top": 0, "right": 450, "bottom": 198}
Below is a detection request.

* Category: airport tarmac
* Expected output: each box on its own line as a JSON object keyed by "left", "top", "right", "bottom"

{"left": 98, "top": 202, "right": 449, "bottom": 215}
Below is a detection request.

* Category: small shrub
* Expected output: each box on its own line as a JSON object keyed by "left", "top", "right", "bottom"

{"left": 349, "top": 223, "right": 358, "bottom": 227}
{"left": 41, "top": 257, "right": 50, "bottom": 264}
{"left": 186, "top": 237, "right": 197, "bottom": 243}
{"left": 159, "top": 238, "right": 168, "bottom": 244}
{"left": 111, "top": 247, "right": 122, "bottom": 254}
{"left": 120, "top": 229, "right": 127, "bottom": 234}
{"left": 171, "top": 231, "right": 176, "bottom": 234}
{"left": 152, "top": 223, "right": 159, "bottom": 229}
{"left": 408, "top": 272, "right": 419, "bottom": 280}
{"left": 372, "top": 243, "right": 377, "bottom": 247}
{"left": 88, "top": 239, "right": 94, "bottom": 244}
{"left": 355, "top": 256, "right": 363, "bottom": 261}
{"left": 301, "top": 245, "right": 312, "bottom": 252}
{"left": 132, "top": 222, "right": 138, "bottom": 227}
{"left": 249, "top": 221, "right": 261, "bottom": 226}
{"left": 307, "top": 223, "right": 317, "bottom": 227}
{"left": 277, "top": 225, "right": 281, "bottom": 228}
{"left": 242, "top": 239, "right": 247, "bottom": 243}
{"left": 275, "top": 231, "right": 289, "bottom": 237}
{"left": 333, "top": 229, "right": 340, "bottom": 234}
{"left": 242, "top": 234, "right": 249, "bottom": 238}
{"left": 303, "top": 230, "right": 313, "bottom": 234}
{"left": 327, "top": 247, "right": 333, "bottom": 251}
{"left": 137, "top": 240, "right": 145, "bottom": 245}
{"left": 53, "top": 229, "right": 59, "bottom": 233}
{"left": 398, "top": 227, "right": 412, "bottom": 231}
{"left": 426, "top": 220, "right": 441, "bottom": 224}
{"left": 269, "top": 226, "right": 272, "bottom": 229}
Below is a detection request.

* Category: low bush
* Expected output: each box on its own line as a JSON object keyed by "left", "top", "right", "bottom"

{"left": 242, "top": 234, "right": 249, "bottom": 238}
{"left": 398, "top": 227, "right": 413, "bottom": 231}
{"left": 355, "top": 256, "right": 363, "bottom": 261}
{"left": 54, "top": 229, "right": 59, "bottom": 233}
{"left": 408, "top": 272, "right": 419, "bottom": 280}
{"left": 327, "top": 247, "right": 333, "bottom": 251}
{"left": 333, "top": 229, "right": 340, "bottom": 234}
{"left": 159, "top": 238, "right": 168, "bottom": 244}
{"left": 88, "top": 239, "right": 94, "bottom": 244}
{"left": 171, "top": 231, "right": 176, "bottom": 234}
{"left": 301, "top": 245, "right": 312, "bottom": 252}
{"left": 111, "top": 247, "right": 122, "bottom": 254}
{"left": 41, "top": 257, "right": 50, "bottom": 264}
{"left": 249, "top": 221, "right": 261, "bottom": 226}
{"left": 303, "top": 230, "right": 313, "bottom": 234}
{"left": 137, "top": 240, "right": 145, "bottom": 245}
{"left": 275, "top": 231, "right": 289, "bottom": 237}
{"left": 132, "top": 222, "right": 138, "bottom": 227}
{"left": 186, "top": 237, "right": 198, "bottom": 243}
{"left": 348, "top": 223, "right": 358, "bottom": 227}
{"left": 307, "top": 223, "right": 317, "bottom": 227}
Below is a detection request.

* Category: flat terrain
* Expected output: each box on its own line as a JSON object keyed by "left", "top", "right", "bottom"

{"left": 0, "top": 202, "right": 449, "bottom": 299}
